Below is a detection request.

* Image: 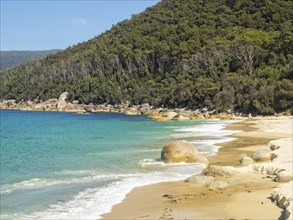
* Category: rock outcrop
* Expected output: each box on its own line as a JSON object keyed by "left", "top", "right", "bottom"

{"left": 274, "top": 171, "right": 293, "bottom": 182}
{"left": 252, "top": 164, "right": 285, "bottom": 175}
{"left": 161, "top": 140, "right": 208, "bottom": 164}
{"left": 271, "top": 182, "right": 293, "bottom": 220}
{"left": 0, "top": 96, "right": 241, "bottom": 120}
{"left": 57, "top": 92, "right": 69, "bottom": 111}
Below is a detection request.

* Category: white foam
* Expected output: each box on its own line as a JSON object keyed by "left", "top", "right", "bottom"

{"left": 54, "top": 170, "right": 99, "bottom": 176}
{"left": 21, "top": 165, "right": 204, "bottom": 220}
{"left": 191, "top": 137, "right": 236, "bottom": 146}
{"left": 169, "top": 120, "right": 240, "bottom": 156}
{"left": 0, "top": 173, "right": 138, "bottom": 195}
{"left": 138, "top": 159, "right": 206, "bottom": 167}
{"left": 139, "top": 159, "right": 164, "bottom": 167}
{"left": 0, "top": 189, "right": 12, "bottom": 194}
{"left": 171, "top": 120, "right": 240, "bottom": 138}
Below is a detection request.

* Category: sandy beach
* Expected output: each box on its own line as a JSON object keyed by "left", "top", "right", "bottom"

{"left": 102, "top": 117, "right": 293, "bottom": 220}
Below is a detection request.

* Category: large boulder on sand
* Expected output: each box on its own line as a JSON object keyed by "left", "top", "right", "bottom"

{"left": 161, "top": 140, "right": 208, "bottom": 163}
{"left": 252, "top": 149, "right": 272, "bottom": 161}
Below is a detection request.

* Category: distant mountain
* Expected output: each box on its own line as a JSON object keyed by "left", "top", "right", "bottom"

{"left": 0, "top": 0, "right": 292, "bottom": 114}
{"left": 0, "top": 50, "right": 61, "bottom": 71}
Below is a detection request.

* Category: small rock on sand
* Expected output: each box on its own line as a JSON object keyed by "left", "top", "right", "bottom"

{"left": 208, "top": 180, "right": 230, "bottom": 191}
{"left": 239, "top": 156, "right": 254, "bottom": 165}
{"left": 252, "top": 149, "right": 272, "bottom": 161}
{"left": 201, "top": 165, "right": 240, "bottom": 177}
{"left": 184, "top": 175, "right": 215, "bottom": 185}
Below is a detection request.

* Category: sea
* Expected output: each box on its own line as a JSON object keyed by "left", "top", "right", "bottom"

{"left": 0, "top": 110, "right": 239, "bottom": 219}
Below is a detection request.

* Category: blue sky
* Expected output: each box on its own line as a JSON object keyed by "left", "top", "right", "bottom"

{"left": 0, "top": 0, "right": 159, "bottom": 51}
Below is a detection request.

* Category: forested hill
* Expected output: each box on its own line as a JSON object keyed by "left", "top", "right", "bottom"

{"left": 0, "top": 50, "right": 61, "bottom": 72}
{"left": 1, "top": 0, "right": 292, "bottom": 114}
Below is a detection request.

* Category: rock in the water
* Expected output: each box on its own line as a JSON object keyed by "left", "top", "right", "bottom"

{"left": 201, "top": 165, "right": 240, "bottom": 177}
{"left": 274, "top": 171, "right": 293, "bottom": 182}
{"left": 252, "top": 149, "right": 272, "bottom": 161}
{"left": 208, "top": 180, "right": 230, "bottom": 191}
{"left": 185, "top": 175, "right": 214, "bottom": 185}
{"left": 239, "top": 156, "right": 254, "bottom": 165}
{"left": 161, "top": 140, "right": 202, "bottom": 163}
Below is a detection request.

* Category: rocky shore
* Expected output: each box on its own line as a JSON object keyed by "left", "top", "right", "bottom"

{"left": 0, "top": 92, "right": 243, "bottom": 121}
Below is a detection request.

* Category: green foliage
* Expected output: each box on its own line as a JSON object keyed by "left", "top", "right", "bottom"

{"left": 213, "top": 87, "right": 235, "bottom": 112}
{"left": 0, "top": 0, "right": 292, "bottom": 114}
{"left": 275, "top": 79, "right": 293, "bottom": 112}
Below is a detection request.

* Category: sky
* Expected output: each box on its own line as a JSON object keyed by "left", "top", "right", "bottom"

{"left": 0, "top": 0, "right": 159, "bottom": 51}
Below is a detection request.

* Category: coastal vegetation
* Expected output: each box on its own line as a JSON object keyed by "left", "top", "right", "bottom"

{"left": 0, "top": 0, "right": 292, "bottom": 114}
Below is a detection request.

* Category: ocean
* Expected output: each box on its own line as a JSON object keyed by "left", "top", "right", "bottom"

{"left": 0, "top": 110, "right": 238, "bottom": 219}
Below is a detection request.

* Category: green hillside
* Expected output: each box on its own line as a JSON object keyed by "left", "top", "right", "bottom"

{"left": 0, "top": 50, "right": 61, "bottom": 72}
{"left": 1, "top": 0, "right": 292, "bottom": 114}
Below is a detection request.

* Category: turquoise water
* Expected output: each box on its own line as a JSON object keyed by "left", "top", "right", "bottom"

{"left": 0, "top": 110, "right": 237, "bottom": 219}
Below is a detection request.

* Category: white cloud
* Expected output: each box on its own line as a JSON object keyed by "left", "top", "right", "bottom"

{"left": 72, "top": 18, "right": 91, "bottom": 26}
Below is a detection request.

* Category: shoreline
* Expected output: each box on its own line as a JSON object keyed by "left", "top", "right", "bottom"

{"left": 102, "top": 117, "right": 293, "bottom": 219}
{"left": 1, "top": 92, "right": 291, "bottom": 122}
{"left": 0, "top": 93, "right": 275, "bottom": 121}
{"left": 0, "top": 102, "right": 241, "bottom": 121}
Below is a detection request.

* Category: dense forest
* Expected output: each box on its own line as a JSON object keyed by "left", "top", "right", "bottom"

{"left": 0, "top": 50, "right": 60, "bottom": 72}
{"left": 0, "top": 0, "right": 292, "bottom": 114}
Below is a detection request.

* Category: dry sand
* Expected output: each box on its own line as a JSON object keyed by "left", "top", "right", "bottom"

{"left": 102, "top": 117, "right": 293, "bottom": 220}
